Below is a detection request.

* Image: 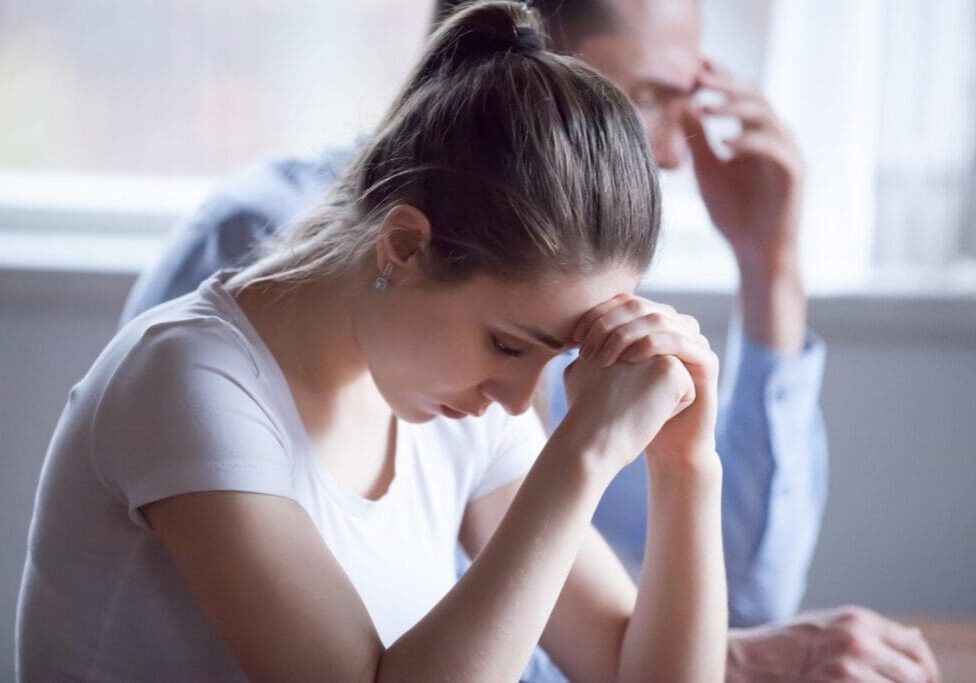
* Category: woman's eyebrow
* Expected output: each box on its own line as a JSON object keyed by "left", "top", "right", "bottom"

{"left": 515, "top": 324, "right": 570, "bottom": 351}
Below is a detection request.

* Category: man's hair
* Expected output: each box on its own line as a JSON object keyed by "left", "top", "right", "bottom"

{"left": 433, "top": 0, "right": 620, "bottom": 52}
{"left": 240, "top": 1, "right": 659, "bottom": 289}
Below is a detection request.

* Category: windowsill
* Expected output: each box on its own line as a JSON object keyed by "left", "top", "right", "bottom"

{"left": 5, "top": 171, "right": 974, "bottom": 301}
{"left": 1, "top": 229, "right": 166, "bottom": 274}
{"left": 3, "top": 228, "right": 974, "bottom": 348}
{"left": 4, "top": 225, "right": 976, "bottom": 300}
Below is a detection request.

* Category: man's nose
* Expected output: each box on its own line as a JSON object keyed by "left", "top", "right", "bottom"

{"left": 641, "top": 105, "right": 690, "bottom": 170}
{"left": 649, "top": 122, "right": 689, "bottom": 170}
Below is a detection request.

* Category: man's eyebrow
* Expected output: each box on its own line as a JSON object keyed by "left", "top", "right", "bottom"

{"left": 637, "top": 78, "right": 696, "bottom": 98}
{"left": 515, "top": 324, "right": 570, "bottom": 351}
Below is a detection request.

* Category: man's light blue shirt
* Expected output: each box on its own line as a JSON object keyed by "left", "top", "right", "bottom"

{"left": 121, "top": 152, "right": 829, "bottom": 680}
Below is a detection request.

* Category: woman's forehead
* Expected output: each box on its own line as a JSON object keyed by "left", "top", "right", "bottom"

{"left": 468, "top": 268, "right": 640, "bottom": 323}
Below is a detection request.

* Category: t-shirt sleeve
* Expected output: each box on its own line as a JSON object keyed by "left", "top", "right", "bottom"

{"left": 469, "top": 407, "right": 547, "bottom": 501}
{"left": 90, "top": 319, "right": 297, "bottom": 531}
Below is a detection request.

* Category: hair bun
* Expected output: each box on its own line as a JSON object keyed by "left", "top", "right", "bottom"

{"left": 513, "top": 26, "right": 545, "bottom": 52}
{"left": 440, "top": 1, "right": 546, "bottom": 65}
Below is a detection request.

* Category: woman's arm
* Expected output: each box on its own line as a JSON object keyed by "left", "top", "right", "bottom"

{"left": 516, "top": 294, "right": 727, "bottom": 682}
{"left": 143, "top": 297, "right": 717, "bottom": 682}
{"left": 619, "top": 455, "right": 725, "bottom": 682}
{"left": 142, "top": 420, "right": 622, "bottom": 683}
{"left": 463, "top": 458, "right": 724, "bottom": 683}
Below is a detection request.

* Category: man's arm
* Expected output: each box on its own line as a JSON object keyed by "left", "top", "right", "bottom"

{"left": 676, "top": 57, "right": 828, "bottom": 624}
{"left": 726, "top": 606, "right": 941, "bottom": 682}
{"left": 716, "top": 318, "right": 827, "bottom": 625}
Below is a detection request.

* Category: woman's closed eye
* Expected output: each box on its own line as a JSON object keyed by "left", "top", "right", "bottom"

{"left": 490, "top": 334, "right": 523, "bottom": 358}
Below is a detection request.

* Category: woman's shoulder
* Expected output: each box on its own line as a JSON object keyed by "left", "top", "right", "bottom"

{"left": 84, "top": 282, "right": 276, "bottom": 433}
{"left": 114, "top": 298, "right": 259, "bottom": 385}
{"left": 80, "top": 289, "right": 297, "bottom": 526}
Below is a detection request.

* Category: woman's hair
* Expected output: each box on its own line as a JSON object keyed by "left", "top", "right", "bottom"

{"left": 243, "top": 0, "right": 661, "bottom": 289}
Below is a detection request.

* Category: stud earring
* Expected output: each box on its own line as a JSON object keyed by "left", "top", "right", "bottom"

{"left": 373, "top": 263, "right": 393, "bottom": 290}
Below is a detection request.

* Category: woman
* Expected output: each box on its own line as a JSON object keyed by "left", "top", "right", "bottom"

{"left": 17, "top": 2, "right": 725, "bottom": 681}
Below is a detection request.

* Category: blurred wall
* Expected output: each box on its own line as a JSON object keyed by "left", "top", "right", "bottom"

{"left": 2, "top": 268, "right": 975, "bottom": 679}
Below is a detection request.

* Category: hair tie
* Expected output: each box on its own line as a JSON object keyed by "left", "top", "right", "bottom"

{"left": 513, "top": 25, "right": 544, "bottom": 52}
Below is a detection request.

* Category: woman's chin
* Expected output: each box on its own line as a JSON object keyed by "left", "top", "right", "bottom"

{"left": 389, "top": 401, "right": 442, "bottom": 424}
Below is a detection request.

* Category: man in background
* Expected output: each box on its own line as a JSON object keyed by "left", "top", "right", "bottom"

{"left": 120, "top": 1, "right": 939, "bottom": 680}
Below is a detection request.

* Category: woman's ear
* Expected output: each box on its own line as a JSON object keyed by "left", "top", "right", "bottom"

{"left": 375, "top": 204, "right": 432, "bottom": 272}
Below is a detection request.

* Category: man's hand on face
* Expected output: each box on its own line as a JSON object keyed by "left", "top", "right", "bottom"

{"left": 726, "top": 606, "right": 942, "bottom": 683}
{"left": 680, "top": 58, "right": 805, "bottom": 276}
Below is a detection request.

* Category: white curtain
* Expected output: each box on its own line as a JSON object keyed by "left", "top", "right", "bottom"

{"left": 763, "top": 0, "right": 976, "bottom": 286}
{"left": 873, "top": 0, "right": 976, "bottom": 268}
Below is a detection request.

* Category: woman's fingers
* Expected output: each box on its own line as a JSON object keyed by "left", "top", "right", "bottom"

{"left": 575, "top": 296, "right": 696, "bottom": 360}
{"left": 619, "top": 334, "right": 718, "bottom": 388}
{"left": 596, "top": 319, "right": 709, "bottom": 369}
{"left": 572, "top": 293, "right": 630, "bottom": 345}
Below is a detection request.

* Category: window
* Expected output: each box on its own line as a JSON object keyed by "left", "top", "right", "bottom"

{"left": 3, "top": 0, "right": 973, "bottom": 294}
{"left": 0, "top": 0, "right": 430, "bottom": 269}
{"left": 761, "top": 0, "right": 976, "bottom": 291}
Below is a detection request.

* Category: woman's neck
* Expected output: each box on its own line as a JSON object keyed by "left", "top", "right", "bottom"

{"left": 234, "top": 271, "right": 388, "bottom": 436}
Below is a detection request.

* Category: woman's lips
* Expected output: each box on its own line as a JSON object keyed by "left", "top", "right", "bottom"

{"left": 440, "top": 404, "right": 469, "bottom": 419}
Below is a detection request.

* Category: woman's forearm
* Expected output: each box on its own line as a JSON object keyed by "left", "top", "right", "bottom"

{"left": 376, "top": 422, "right": 616, "bottom": 682}
{"left": 618, "top": 455, "right": 727, "bottom": 683}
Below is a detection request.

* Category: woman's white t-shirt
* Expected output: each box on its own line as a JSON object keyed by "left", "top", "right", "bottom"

{"left": 16, "top": 271, "right": 546, "bottom": 682}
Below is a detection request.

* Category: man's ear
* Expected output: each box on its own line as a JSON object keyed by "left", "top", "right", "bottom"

{"left": 375, "top": 204, "right": 432, "bottom": 271}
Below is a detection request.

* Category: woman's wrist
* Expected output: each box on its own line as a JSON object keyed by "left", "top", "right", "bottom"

{"left": 548, "top": 414, "right": 628, "bottom": 488}
{"left": 646, "top": 451, "right": 723, "bottom": 500}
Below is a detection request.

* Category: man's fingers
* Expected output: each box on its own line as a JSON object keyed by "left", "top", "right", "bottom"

{"left": 697, "top": 97, "right": 785, "bottom": 136}
{"left": 861, "top": 638, "right": 932, "bottom": 683}
{"left": 680, "top": 106, "right": 720, "bottom": 170}
{"left": 723, "top": 132, "right": 803, "bottom": 176}
{"left": 698, "top": 57, "right": 760, "bottom": 99}
{"left": 880, "top": 621, "right": 942, "bottom": 682}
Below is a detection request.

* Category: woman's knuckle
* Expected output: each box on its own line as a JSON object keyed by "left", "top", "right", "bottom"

{"left": 622, "top": 298, "right": 642, "bottom": 313}
{"left": 705, "top": 349, "right": 720, "bottom": 369}
{"left": 645, "top": 311, "right": 665, "bottom": 326}
{"left": 660, "top": 355, "right": 684, "bottom": 375}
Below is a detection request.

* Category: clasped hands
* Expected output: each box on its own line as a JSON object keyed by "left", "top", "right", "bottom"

{"left": 561, "top": 292, "right": 719, "bottom": 474}
{"left": 558, "top": 294, "right": 941, "bottom": 682}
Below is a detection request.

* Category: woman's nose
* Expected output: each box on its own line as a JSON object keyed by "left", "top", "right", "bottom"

{"left": 482, "top": 366, "right": 544, "bottom": 416}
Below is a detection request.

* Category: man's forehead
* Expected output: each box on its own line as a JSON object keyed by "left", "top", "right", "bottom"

{"left": 611, "top": 0, "right": 702, "bottom": 91}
